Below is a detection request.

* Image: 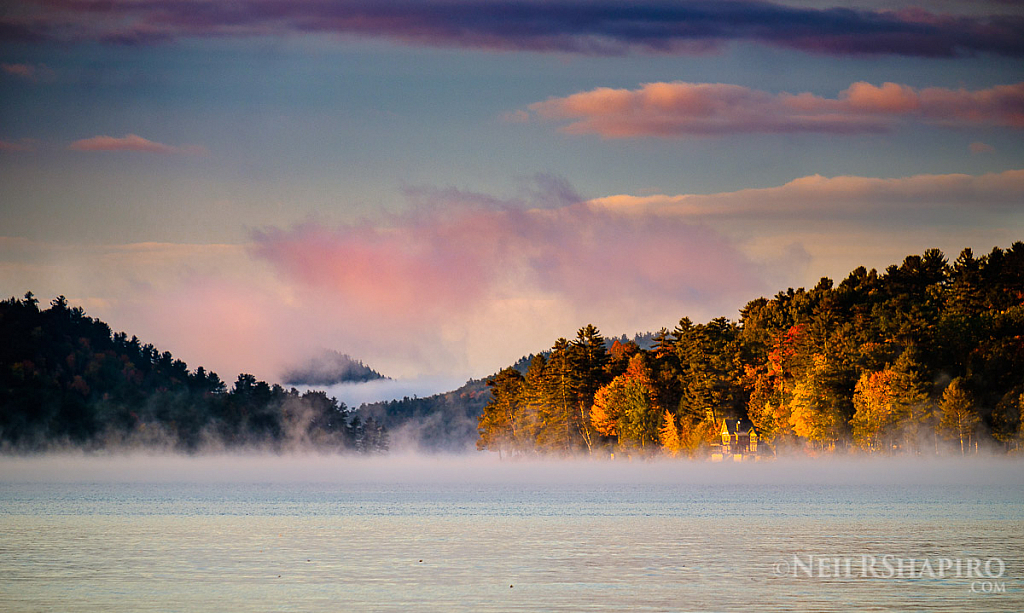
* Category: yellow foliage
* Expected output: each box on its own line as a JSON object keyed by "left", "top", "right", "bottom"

{"left": 658, "top": 410, "right": 682, "bottom": 457}
{"left": 590, "top": 354, "right": 660, "bottom": 449}
{"left": 590, "top": 385, "right": 618, "bottom": 437}
{"left": 851, "top": 368, "right": 926, "bottom": 452}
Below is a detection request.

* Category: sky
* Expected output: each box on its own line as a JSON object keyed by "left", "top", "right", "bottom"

{"left": 1, "top": 1, "right": 1023, "bottom": 396}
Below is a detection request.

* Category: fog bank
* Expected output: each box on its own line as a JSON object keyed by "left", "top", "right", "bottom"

{"left": 2, "top": 454, "right": 1022, "bottom": 487}
{"left": 304, "top": 376, "right": 470, "bottom": 408}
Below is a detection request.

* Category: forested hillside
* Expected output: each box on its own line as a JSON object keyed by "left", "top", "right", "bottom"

{"left": 0, "top": 294, "right": 387, "bottom": 453}
{"left": 5, "top": 243, "right": 1022, "bottom": 457}
{"left": 477, "top": 244, "right": 1024, "bottom": 457}
{"left": 354, "top": 342, "right": 653, "bottom": 451}
{"left": 357, "top": 379, "right": 491, "bottom": 451}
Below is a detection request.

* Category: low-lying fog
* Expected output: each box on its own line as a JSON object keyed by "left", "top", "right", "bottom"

{"left": 2, "top": 454, "right": 1022, "bottom": 487}
{"left": 303, "top": 375, "right": 470, "bottom": 408}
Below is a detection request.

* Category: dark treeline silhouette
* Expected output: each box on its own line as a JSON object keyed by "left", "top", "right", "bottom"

{"left": 478, "top": 244, "right": 1024, "bottom": 458}
{"left": 0, "top": 294, "right": 388, "bottom": 454}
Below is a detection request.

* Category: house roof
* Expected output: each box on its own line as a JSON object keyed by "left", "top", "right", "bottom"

{"left": 721, "top": 419, "right": 757, "bottom": 436}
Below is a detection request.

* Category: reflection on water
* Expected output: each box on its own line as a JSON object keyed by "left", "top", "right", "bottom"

{"left": 1, "top": 467, "right": 1022, "bottom": 612}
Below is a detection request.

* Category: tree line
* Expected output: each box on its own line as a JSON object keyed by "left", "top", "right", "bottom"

{"left": 477, "top": 244, "right": 1024, "bottom": 457}
{"left": 0, "top": 294, "right": 388, "bottom": 453}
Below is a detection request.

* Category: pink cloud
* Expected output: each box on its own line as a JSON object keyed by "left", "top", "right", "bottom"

{"left": 10, "top": 170, "right": 1020, "bottom": 383}
{"left": 841, "top": 81, "right": 921, "bottom": 113}
{"left": 109, "top": 275, "right": 307, "bottom": 384}
{"left": 12, "top": 181, "right": 755, "bottom": 382}
{"left": 249, "top": 180, "right": 764, "bottom": 370}
{"left": 526, "top": 81, "right": 1024, "bottom": 137}
{"left": 970, "top": 141, "right": 996, "bottom": 154}
{"left": 67, "top": 133, "right": 205, "bottom": 155}
{"left": 0, "top": 138, "right": 36, "bottom": 152}
{"left": 252, "top": 208, "right": 760, "bottom": 323}
{"left": 125, "top": 170, "right": 1024, "bottom": 381}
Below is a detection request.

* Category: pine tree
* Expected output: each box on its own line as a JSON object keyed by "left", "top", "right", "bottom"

{"left": 536, "top": 338, "right": 580, "bottom": 454}
{"left": 572, "top": 324, "right": 608, "bottom": 454}
{"left": 476, "top": 368, "right": 525, "bottom": 457}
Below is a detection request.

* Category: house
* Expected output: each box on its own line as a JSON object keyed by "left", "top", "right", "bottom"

{"left": 710, "top": 419, "right": 759, "bottom": 461}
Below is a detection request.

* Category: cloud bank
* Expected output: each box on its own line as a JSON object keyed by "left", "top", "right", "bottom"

{"left": 5, "top": 170, "right": 1021, "bottom": 386}
{"left": 3, "top": 1, "right": 1022, "bottom": 57}
{"left": 527, "top": 81, "right": 1024, "bottom": 137}
{"left": 248, "top": 178, "right": 764, "bottom": 372}
{"left": 251, "top": 207, "right": 758, "bottom": 322}
{"left": 0, "top": 177, "right": 764, "bottom": 383}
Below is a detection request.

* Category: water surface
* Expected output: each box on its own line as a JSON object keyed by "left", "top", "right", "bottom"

{"left": 1, "top": 456, "right": 1021, "bottom": 612}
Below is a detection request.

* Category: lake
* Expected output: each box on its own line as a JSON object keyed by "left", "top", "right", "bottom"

{"left": 1, "top": 455, "right": 1022, "bottom": 612}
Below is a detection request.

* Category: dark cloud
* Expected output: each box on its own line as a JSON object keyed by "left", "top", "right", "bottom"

{"left": 8, "top": 1, "right": 1023, "bottom": 57}
{"left": 0, "top": 20, "right": 47, "bottom": 43}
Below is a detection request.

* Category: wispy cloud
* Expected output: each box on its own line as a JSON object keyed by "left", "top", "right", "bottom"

{"left": 4, "top": 1, "right": 1022, "bottom": 57}
{"left": 588, "top": 168, "right": 1024, "bottom": 216}
{"left": 1, "top": 62, "right": 49, "bottom": 81}
{"left": 67, "top": 134, "right": 205, "bottom": 155}
{"left": 525, "top": 81, "right": 1024, "bottom": 138}
{"left": 0, "top": 138, "right": 36, "bottom": 152}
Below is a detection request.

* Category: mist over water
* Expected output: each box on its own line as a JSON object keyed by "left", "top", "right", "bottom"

{"left": 3, "top": 453, "right": 1023, "bottom": 487}
{"left": 304, "top": 375, "right": 470, "bottom": 408}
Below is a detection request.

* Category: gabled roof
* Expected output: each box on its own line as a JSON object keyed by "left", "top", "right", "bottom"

{"left": 721, "top": 419, "right": 757, "bottom": 436}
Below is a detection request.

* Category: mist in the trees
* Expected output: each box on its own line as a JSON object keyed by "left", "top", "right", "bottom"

{"left": 477, "top": 243, "right": 1024, "bottom": 459}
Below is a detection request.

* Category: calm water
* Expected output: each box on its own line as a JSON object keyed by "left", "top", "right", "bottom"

{"left": 1, "top": 456, "right": 1022, "bottom": 612}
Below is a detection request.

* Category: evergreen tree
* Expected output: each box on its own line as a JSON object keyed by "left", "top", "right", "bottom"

{"left": 536, "top": 338, "right": 582, "bottom": 454}
{"left": 571, "top": 324, "right": 609, "bottom": 454}
{"left": 477, "top": 367, "right": 525, "bottom": 457}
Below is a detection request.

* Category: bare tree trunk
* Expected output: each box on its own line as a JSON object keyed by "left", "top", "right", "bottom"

{"left": 578, "top": 400, "right": 593, "bottom": 455}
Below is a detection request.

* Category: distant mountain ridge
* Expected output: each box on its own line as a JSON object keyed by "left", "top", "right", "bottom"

{"left": 282, "top": 350, "right": 389, "bottom": 386}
